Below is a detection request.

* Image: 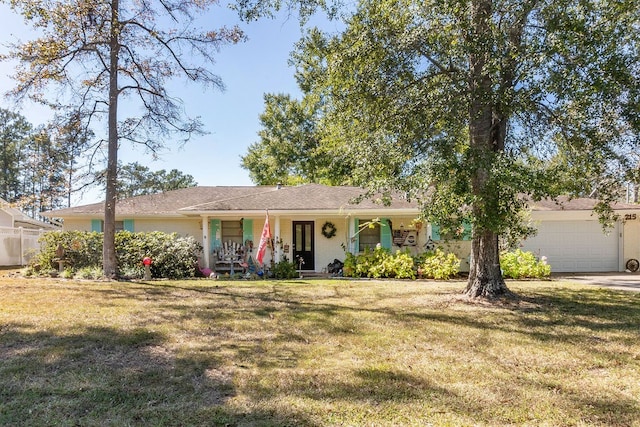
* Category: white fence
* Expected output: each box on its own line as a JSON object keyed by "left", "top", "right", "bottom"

{"left": 0, "top": 226, "right": 46, "bottom": 266}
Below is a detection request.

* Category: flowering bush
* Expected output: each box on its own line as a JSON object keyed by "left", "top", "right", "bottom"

{"left": 500, "top": 249, "right": 551, "bottom": 279}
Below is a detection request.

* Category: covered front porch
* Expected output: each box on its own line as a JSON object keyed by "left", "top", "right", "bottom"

{"left": 199, "top": 213, "right": 355, "bottom": 274}
{"left": 197, "top": 212, "right": 432, "bottom": 274}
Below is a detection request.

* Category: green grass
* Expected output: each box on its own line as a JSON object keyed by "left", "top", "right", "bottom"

{"left": 1, "top": 272, "right": 639, "bottom": 426}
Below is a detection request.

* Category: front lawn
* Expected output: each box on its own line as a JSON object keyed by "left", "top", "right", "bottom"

{"left": 1, "top": 273, "right": 639, "bottom": 426}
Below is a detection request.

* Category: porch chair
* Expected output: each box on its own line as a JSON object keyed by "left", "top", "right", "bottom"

{"left": 215, "top": 240, "right": 245, "bottom": 274}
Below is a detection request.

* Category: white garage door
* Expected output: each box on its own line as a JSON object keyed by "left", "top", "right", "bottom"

{"left": 520, "top": 221, "right": 619, "bottom": 272}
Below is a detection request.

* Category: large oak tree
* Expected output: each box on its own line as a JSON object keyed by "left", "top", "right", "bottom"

{"left": 2, "top": 0, "right": 245, "bottom": 277}
{"left": 239, "top": 0, "right": 639, "bottom": 298}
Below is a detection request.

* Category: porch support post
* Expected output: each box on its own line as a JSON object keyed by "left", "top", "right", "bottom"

{"left": 274, "top": 215, "right": 281, "bottom": 263}
{"left": 349, "top": 216, "right": 356, "bottom": 253}
{"left": 202, "top": 216, "right": 210, "bottom": 268}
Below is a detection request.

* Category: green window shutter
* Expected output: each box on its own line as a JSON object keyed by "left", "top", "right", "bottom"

{"left": 354, "top": 218, "right": 359, "bottom": 253}
{"left": 380, "top": 218, "right": 392, "bottom": 249}
{"left": 209, "top": 219, "right": 221, "bottom": 253}
{"left": 431, "top": 223, "right": 441, "bottom": 241}
{"left": 462, "top": 221, "right": 472, "bottom": 241}
{"left": 242, "top": 219, "right": 254, "bottom": 244}
{"left": 123, "top": 219, "right": 134, "bottom": 232}
{"left": 91, "top": 219, "right": 102, "bottom": 232}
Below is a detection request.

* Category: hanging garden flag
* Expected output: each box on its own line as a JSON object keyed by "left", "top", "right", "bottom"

{"left": 256, "top": 211, "right": 271, "bottom": 265}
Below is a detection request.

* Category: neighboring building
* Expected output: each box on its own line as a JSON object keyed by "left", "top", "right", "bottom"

{"left": 1, "top": 198, "right": 59, "bottom": 266}
{"left": 0, "top": 198, "right": 59, "bottom": 230}
{"left": 42, "top": 184, "right": 640, "bottom": 274}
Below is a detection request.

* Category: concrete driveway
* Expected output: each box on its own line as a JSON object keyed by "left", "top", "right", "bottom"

{"left": 554, "top": 272, "right": 640, "bottom": 292}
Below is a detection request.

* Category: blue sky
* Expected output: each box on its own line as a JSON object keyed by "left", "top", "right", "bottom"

{"left": 0, "top": 3, "right": 338, "bottom": 205}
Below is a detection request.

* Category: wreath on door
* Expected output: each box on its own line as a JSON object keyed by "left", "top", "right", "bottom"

{"left": 321, "top": 221, "right": 337, "bottom": 239}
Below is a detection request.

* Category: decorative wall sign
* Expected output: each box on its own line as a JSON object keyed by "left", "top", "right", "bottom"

{"left": 393, "top": 229, "right": 418, "bottom": 246}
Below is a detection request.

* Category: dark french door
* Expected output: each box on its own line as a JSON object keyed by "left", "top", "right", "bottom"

{"left": 293, "top": 221, "right": 315, "bottom": 270}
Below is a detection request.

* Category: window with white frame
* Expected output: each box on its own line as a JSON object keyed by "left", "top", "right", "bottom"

{"left": 221, "top": 220, "right": 243, "bottom": 245}
{"left": 95, "top": 220, "right": 125, "bottom": 232}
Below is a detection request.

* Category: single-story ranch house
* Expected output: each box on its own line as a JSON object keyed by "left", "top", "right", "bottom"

{"left": 43, "top": 183, "right": 640, "bottom": 274}
{"left": 1, "top": 197, "right": 59, "bottom": 266}
{"left": 1, "top": 197, "right": 59, "bottom": 230}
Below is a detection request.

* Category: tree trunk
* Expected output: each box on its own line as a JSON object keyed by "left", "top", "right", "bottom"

{"left": 465, "top": 229, "right": 509, "bottom": 298}
{"left": 103, "top": 0, "right": 120, "bottom": 279}
{"left": 464, "top": 0, "right": 511, "bottom": 298}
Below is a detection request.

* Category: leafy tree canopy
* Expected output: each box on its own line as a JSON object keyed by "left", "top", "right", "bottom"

{"left": 2, "top": 0, "right": 245, "bottom": 277}
{"left": 241, "top": 93, "right": 354, "bottom": 185}
{"left": 0, "top": 109, "right": 32, "bottom": 202}
{"left": 112, "top": 162, "right": 198, "bottom": 198}
{"left": 0, "top": 108, "right": 93, "bottom": 219}
{"left": 238, "top": 0, "right": 640, "bottom": 297}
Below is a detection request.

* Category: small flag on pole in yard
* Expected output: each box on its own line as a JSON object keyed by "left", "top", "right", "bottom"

{"left": 256, "top": 211, "right": 271, "bottom": 265}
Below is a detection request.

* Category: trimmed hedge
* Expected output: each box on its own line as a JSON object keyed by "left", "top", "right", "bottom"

{"left": 32, "top": 230, "right": 203, "bottom": 279}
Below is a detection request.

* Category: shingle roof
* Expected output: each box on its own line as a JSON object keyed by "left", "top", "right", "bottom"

{"left": 43, "top": 184, "right": 417, "bottom": 217}
{"left": 527, "top": 196, "right": 639, "bottom": 211}
{"left": 1, "top": 197, "right": 59, "bottom": 228}
{"left": 42, "top": 185, "right": 639, "bottom": 218}
{"left": 43, "top": 186, "right": 270, "bottom": 217}
{"left": 180, "top": 183, "right": 417, "bottom": 212}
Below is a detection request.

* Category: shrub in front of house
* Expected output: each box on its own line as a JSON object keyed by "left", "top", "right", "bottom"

{"left": 32, "top": 230, "right": 202, "bottom": 279}
{"left": 36, "top": 230, "right": 103, "bottom": 271}
{"left": 272, "top": 260, "right": 299, "bottom": 279}
{"left": 342, "top": 247, "right": 417, "bottom": 279}
{"left": 116, "top": 231, "right": 202, "bottom": 279}
{"left": 74, "top": 266, "right": 106, "bottom": 280}
{"left": 355, "top": 246, "right": 389, "bottom": 278}
{"left": 342, "top": 252, "right": 358, "bottom": 277}
{"left": 415, "top": 249, "right": 461, "bottom": 280}
{"left": 341, "top": 246, "right": 390, "bottom": 278}
{"left": 378, "top": 250, "right": 416, "bottom": 279}
{"left": 500, "top": 249, "right": 551, "bottom": 279}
